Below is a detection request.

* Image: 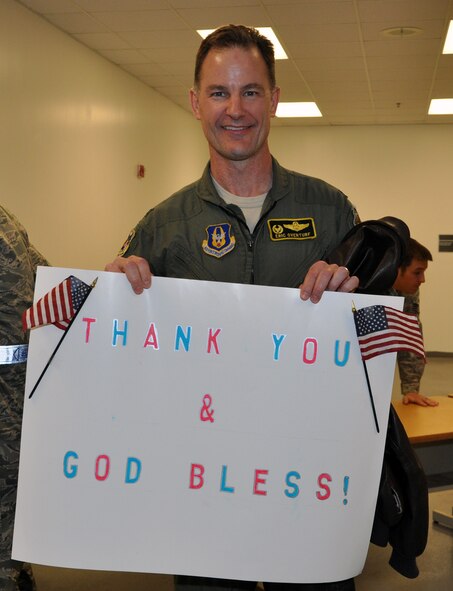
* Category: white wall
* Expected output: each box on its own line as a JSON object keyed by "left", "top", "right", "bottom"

{"left": 0, "top": 0, "right": 208, "bottom": 271}
{"left": 270, "top": 125, "right": 453, "bottom": 351}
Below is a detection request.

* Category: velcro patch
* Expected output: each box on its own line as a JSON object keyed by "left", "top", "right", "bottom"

{"left": 268, "top": 218, "right": 316, "bottom": 241}
{"left": 118, "top": 229, "right": 136, "bottom": 256}
{"left": 202, "top": 223, "right": 236, "bottom": 258}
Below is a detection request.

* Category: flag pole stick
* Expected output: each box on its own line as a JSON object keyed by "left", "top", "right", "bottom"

{"left": 360, "top": 356, "right": 380, "bottom": 433}
{"left": 352, "top": 302, "right": 380, "bottom": 433}
{"left": 28, "top": 277, "right": 98, "bottom": 399}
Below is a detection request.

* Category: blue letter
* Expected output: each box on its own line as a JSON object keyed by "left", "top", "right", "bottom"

{"left": 284, "top": 471, "right": 300, "bottom": 498}
{"left": 175, "top": 325, "right": 192, "bottom": 352}
{"left": 272, "top": 333, "right": 286, "bottom": 361}
{"left": 125, "top": 457, "right": 142, "bottom": 484}
{"left": 334, "top": 340, "right": 350, "bottom": 367}
{"left": 112, "top": 319, "right": 128, "bottom": 346}
{"left": 220, "top": 465, "right": 235, "bottom": 493}
{"left": 63, "top": 451, "right": 78, "bottom": 478}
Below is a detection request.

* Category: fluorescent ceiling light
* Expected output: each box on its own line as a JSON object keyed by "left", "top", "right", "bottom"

{"left": 197, "top": 27, "right": 287, "bottom": 60}
{"left": 276, "top": 102, "right": 322, "bottom": 118}
{"left": 443, "top": 20, "right": 453, "bottom": 53}
{"left": 428, "top": 99, "right": 453, "bottom": 115}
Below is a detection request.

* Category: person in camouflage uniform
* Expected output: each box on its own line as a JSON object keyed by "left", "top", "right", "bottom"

{"left": 393, "top": 238, "right": 437, "bottom": 407}
{"left": 0, "top": 205, "right": 48, "bottom": 590}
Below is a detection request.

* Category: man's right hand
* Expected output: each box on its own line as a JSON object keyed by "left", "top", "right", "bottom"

{"left": 105, "top": 256, "right": 152, "bottom": 294}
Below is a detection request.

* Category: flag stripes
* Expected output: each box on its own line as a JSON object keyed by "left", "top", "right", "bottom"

{"left": 22, "top": 276, "right": 91, "bottom": 331}
{"left": 354, "top": 304, "right": 425, "bottom": 362}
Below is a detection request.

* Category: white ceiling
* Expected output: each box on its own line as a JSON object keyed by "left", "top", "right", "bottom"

{"left": 17, "top": 0, "right": 453, "bottom": 126}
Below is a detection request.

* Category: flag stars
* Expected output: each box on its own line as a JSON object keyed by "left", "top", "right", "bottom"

{"left": 71, "top": 277, "right": 92, "bottom": 310}
{"left": 356, "top": 306, "right": 388, "bottom": 336}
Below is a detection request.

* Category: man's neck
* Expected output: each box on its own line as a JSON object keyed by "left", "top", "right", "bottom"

{"left": 210, "top": 152, "right": 273, "bottom": 197}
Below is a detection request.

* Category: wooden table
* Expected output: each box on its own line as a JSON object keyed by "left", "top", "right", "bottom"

{"left": 393, "top": 395, "right": 453, "bottom": 530}
{"left": 392, "top": 395, "right": 453, "bottom": 443}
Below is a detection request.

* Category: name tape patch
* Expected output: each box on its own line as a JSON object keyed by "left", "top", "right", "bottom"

{"left": 268, "top": 218, "right": 316, "bottom": 241}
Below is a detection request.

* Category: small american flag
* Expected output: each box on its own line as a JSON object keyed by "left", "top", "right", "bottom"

{"left": 353, "top": 304, "right": 425, "bottom": 362}
{"left": 22, "top": 275, "right": 92, "bottom": 331}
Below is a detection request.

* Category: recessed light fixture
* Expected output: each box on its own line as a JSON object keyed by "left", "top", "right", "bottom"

{"left": 197, "top": 27, "right": 288, "bottom": 60}
{"left": 276, "top": 102, "right": 322, "bottom": 118}
{"left": 428, "top": 98, "right": 453, "bottom": 115}
{"left": 443, "top": 20, "right": 453, "bottom": 54}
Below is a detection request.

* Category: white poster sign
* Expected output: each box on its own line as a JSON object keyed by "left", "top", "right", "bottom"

{"left": 13, "top": 267, "right": 402, "bottom": 583}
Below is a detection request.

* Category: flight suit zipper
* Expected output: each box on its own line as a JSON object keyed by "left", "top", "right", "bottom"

{"left": 247, "top": 238, "right": 254, "bottom": 284}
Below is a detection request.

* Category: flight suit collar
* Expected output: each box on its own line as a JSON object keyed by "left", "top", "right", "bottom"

{"left": 197, "top": 157, "right": 290, "bottom": 210}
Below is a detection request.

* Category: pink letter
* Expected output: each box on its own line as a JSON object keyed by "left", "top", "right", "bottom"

{"left": 189, "top": 463, "right": 205, "bottom": 489}
{"left": 316, "top": 473, "right": 332, "bottom": 500}
{"left": 95, "top": 454, "right": 110, "bottom": 481}
{"left": 207, "top": 328, "right": 221, "bottom": 354}
{"left": 302, "top": 338, "right": 318, "bottom": 364}
{"left": 253, "top": 469, "right": 268, "bottom": 496}
{"left": 144, "top": 323, "right": 159, "bottom": 349}
{"left": 82, "top": 317, "right": 96, "bottom": 343}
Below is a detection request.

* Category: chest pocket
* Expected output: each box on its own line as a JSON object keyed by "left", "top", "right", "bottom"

{"left": 284, "top": 241, "right": 328, "bottom": 287}
{"left": 254, "top": 222, "right": 329, "bottom": 288}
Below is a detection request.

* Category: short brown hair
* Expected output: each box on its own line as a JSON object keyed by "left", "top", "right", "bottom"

{"left": 194, "top": 24, "right": 276, "bottom": 89}
{"left": 401, "top": 238, "right": 433, "bottom": 269}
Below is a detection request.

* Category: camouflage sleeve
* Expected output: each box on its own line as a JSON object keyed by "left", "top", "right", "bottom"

{"left": 397, "top": 350, "right": 425, "bottom": 394}
{"left": 397, "top": 290, "right": 425, "bottom": 394}
{"left": 0, "top": 205, "right": 48, "bottom": 425}
{"left": 0, "top": 206, "right": 48, "bottom": 346}
{"left": 0, "top": 206, "right": 49, "bottom": 563}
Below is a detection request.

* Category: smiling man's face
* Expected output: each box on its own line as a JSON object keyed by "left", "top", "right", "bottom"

{"left": 190, "top": 46, "right": 279, "bottom": 164}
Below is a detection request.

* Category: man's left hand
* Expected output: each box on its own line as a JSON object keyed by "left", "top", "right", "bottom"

{"left": 403, "top": 392, "right": 439, "bottom": 407}
{"left": 299, "top": 261, "right": 359, "bottom": 304}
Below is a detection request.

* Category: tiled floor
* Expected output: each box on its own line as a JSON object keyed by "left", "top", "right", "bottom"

{"left": 31, "top": 356, "right": 453, "bottom": 590}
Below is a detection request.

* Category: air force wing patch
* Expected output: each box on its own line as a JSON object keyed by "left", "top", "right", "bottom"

{"left": 202, "top": 223, "right": 236, "bottom": 258}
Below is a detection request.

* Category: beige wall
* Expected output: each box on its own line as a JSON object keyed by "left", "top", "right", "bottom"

{"left": 0, "top": 0, "right": 208, "bottom": 271}
{"left": 1, "top": 0, "right": 451, "bottom": 351}
{"left": 269, "top": 125, "right": 453, "bottom": 351}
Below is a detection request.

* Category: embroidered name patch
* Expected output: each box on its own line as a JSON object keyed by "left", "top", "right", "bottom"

{"left": 202, "top": 223, "right": 236, "bottom": 258}
{"left": 268, "top": 218, "right": 316, "bottom": 241}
